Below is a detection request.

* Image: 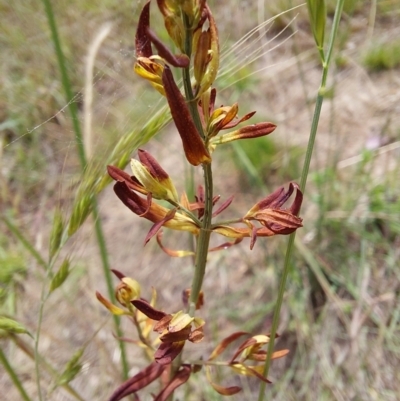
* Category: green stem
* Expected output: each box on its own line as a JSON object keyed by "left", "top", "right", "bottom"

{"left": 180, "top": 8, "right": 214, "bottom": 313}
{"left": 168, "top": 11, "right": 214, "bottom": 400}
{"left": 257, "top": 1, "right": 344, "bottom": 400}
{"left": 40, "top": 0, "right": 85, "bottom": 165}
{"left": 0, "top": 347, "right": 32, "bottom": 401}
{"left": 189, "top": 162, "right": 213, "bottom": 315}
{"left": 41, "top": 0, "right": 128, "bottom": 380}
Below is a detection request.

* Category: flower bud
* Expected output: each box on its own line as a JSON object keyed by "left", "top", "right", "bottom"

{"left": 115, "top": 277, "right": 141, "bottom": 307}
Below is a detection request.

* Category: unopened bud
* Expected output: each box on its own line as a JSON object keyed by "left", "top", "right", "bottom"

{"left": 115, "top": 277, "right": 141, "bottom": 307}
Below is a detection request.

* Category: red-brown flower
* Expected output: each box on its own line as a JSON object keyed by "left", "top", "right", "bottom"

{"left": 214, "top": 183, "right": 303, "bottom": 249}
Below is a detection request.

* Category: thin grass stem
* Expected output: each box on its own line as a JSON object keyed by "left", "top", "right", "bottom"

{"left": 257, "top": 1, "right": 345, "bottom": 400}
{"left": 41, "top": 0, "right": 129, "bottom": 380}
{"left": 0, "top": 348, "right": 32, "bottom": 401}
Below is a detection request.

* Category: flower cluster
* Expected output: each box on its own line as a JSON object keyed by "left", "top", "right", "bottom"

{"left": 108, "top": 150, "right": 302, "bottom": 251}
{"left": 97, "top": 0, "right": 304, "bottom": 399}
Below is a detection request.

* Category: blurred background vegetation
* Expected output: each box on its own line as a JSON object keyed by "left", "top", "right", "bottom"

{"left": 1, "top": 0, "right": 400, "bottom": 400}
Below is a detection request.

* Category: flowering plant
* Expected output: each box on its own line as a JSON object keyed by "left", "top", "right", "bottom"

{"left": 96, "top": 1, "right": 303, "bottom": 399}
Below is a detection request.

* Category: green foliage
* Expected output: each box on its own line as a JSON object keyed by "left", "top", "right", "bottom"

{"left": 232, "top": 137, "right": 303, "bottom": 189}
{"left": 307, "top": 0, "right": 326, "bottom": 51}
{"left": 363, "top": 40, "right": 400, "bottom": 71}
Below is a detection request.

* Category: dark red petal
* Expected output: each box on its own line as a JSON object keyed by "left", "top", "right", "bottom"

{"left": 108, "top": 362, "right": 165, "bottom": 401}
{"left": 144, "top": 208, "right": 177, "bottom": 245}
{"left": 131, "top": 299, "right": 167, "bottom": 321}
{"left": 146, "top": 27, "right": 190, "bottom": 68}
{"left": 114, "top": 182, "right": 149, "bottom": 216}
{"left": 111, "top": 269, "right": 126, "bottom": 280}
{"left": 235, "top": 122, "right": 277, "bottom": 139}
{"left": 159, "top": 326, "right": 192, "bottom": 343}
{"left": 162, "top": 66, "right": 211, "bottom": 166}
{"left": 223, "top": 111, "right": 256, "bottom": 129}
{"left": 154, "top": 365, "right": 191, "bottom": 401}
{"left": 229, "top": 337, "right": 258, "bottom": 364}
{"left": 154, "top": 341, "right": 185, "bottom": 365}
{"left": 255, "top": 186, "right": 286, "bottom": 210}
{"left": 107, "top": 165, "right": 145, "bottom": 193}
{"left": 212, "top": 195, "right": 234, "bottom": 217}
{"left": 250, "top": 224, "right": 258, "bottom": 250}
{"left": 208, "top": 332, "right": 249, "bottom": 361}
{"left": 138, "top": 149, "right": 169, "bottom": 180}
{"left": 288, "top": 183, "right": 303, "bottom": 215}
{"left": 135, "top": 1, "right": 152, "bottom": 58}
{"left": 209, "top": 238, "right": 243, "bottom": 252}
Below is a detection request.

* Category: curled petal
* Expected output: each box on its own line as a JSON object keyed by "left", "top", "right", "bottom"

{"left": 208, "top": 332, "right": 249, "bottom": 361}
{"left": 96, "top": 292, "right": 126, "bottom": 315}
{"left": 144, "top": 208, "right": 177, "bottom": 245}
{"left": 205, "top": 366, "right": 241, "bottom": 396}
{"left": 162, "top": 66, "right": 211, "bottom": 166}
{"left": 182, "top": 289, "right": 204, "bottom": 310}
{"left": 188, "top": 325, "right": 204, "bottom": 343}
{"left": 223, "top": 110, "right": 256, "bottom": 129}
{"left": 156, "top": 231, "right": 195, "bottom": 257}
{"left": 209, "top": 238, "right": 243, "bottom": 252}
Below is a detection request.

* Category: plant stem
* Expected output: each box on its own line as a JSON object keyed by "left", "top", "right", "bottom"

{"left": 189, "top": 162, "right": 213, "bottom": 315}
{"left": 257, "top": 1, "right": 344, "bottom": 400}
{"left": 0, "top": 347, "right": 32, "bottom": 401}
{"left": 180, "top": 9, "right": 214, "bottom": 314}
{"left": 41, "top": 0, "right": 128, "bottom": 380}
